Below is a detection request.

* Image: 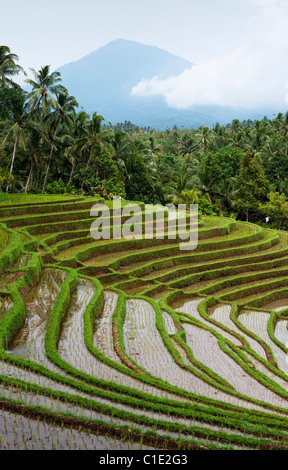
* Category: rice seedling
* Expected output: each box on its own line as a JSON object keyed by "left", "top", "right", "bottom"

{"left": 3, "top": 196, "right": 288, "bottom": 449}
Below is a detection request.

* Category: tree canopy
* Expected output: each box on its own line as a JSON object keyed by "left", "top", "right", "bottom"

{"left": 1, "top": 44, "right": 288, "bottom": 227}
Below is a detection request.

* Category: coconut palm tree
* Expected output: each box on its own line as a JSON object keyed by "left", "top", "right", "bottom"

{"left": 1, "top": 95, "right": 28, "bottom": 191}
{"left": 166, "top": 173, "right": 189, "bottom": 196}
{"left": 0, "top": 45, "right": 25, "bottom": 88}
{"left": 230, "top": 119, "right": 242, "bottom": 134}
{"left": 24, "top": 65, "right": 65, "bottom": 115}
{"left": 197, "top": 161, "right": 219, "bottom": 203}
{"left": 66, "top": 110, "right": 90, "bottom": 181}
{"left": 165, "top": 173, "right": 192, "bottom": 204}
{"left": 179, "top": 132, "right": 202, "bottom": 157}
{"left": 120, "top": 151, "right": 140, "bottom": 184}
{"left": 274, "top": 112, "right": 288, "bottom": 157}
{"left": 244, "top": 121, "right": 270, "bottom": 157}
{"left": 171, "top": 188, "right": 200, "bottom": 208}
{"left": 21, "top": 123, "right": 47, "bottom": 193}
{"left": 197, "top": 126, "right": 213, "bottom": 150}
{"left": 77, "top": 112, "right": 105, "bottom": 170}
{"left": 231, "top": 129, "right": 246, "bottom": 149}
{"left": 217, "top": 176, "right": 238, "bottom": 213}
{"left": 147, "top": 136, "right": 161, "bottom": 157}
{"left": 102, "top": 129, "right": 133, "bottom": 162}
{"left": 41, "top": 90, "right": 78, "bottom": 191}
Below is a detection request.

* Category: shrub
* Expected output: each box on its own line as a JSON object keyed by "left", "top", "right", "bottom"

{"left": 84, "top": 177, "right": 126, "bottom": 199}
{"left": 45, "top": 178, "right": 83, "bottom": 195}
{"left": 0, "top": 189, "right": 7, "bottom": 202}
{"left": 197, "top": 196, "right": 220, "bottom": 216}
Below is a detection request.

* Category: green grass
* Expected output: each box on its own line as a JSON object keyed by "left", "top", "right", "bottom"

{"left": 0, "top": 194, "right": 86, "bottom": 206}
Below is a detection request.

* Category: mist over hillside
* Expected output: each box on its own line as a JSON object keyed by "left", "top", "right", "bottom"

{"left": 57, "top": 39, "right": 281, "bottom": 130}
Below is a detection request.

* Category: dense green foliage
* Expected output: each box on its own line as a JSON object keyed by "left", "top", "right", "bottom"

{"left": 1, "top": 45, "right": 288, "bottom": 228}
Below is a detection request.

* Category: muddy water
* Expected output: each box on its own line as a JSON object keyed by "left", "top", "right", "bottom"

{"left": 94, "top": 291, "right": 121, "bottom": 363}
{"left": 183, "top": 322, "right": 288, "bottom": 408}
{"left": 176, "top": 300, "right": 288, "bottom": 414}
{"left": 10, "top": 268, "right": 67, "bottom": 368}
{"left": 0, "top": 379, "right": 268, "bottom": 444}
{"left": 58, "top": 283, "right": 186, "bottom": 402}
{"left": 123, "top": 299, "right": 271, "bottom": 412}
{"left": 181, "top": 304, "right": 288, "bottom": 402}
{"left": 239, "top": 350, "right": 288, "bottom": 398}
{"left": 0, "top": 409, "right": 154, "bottom": 450}
{"left": 239, "top": 311, "right": 288, "bottom": 376}
{"left": 162, "top": 311, "right": 177, "bottom": 335}
{"left": 0, "top": 359, "right": 197, "bottom": 425}
{"left": 178, "top": 300, "right": 241, "bottom": 346}
{"left": 12, "top": 253, "right": 31, "bottom": 270}
{"left": 0, "top": 296, "right": 12, "bottom": 320}
{"left": 210, "top": 304, "right": 266, "bottom": 359}
{"left": 275, "top": 320, "right": 288, "bottom": 349}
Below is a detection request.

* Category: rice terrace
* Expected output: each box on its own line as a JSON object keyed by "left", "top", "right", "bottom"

{"left": 2, "top": 193, "right": 288, "bottom": 450}
{"left": 2, "top": 15, "right": 288, "bottom": 452}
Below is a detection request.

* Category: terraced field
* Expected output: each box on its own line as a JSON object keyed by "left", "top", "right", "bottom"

{"left": 2, "top": 196, "right": 288, "bottom": 450}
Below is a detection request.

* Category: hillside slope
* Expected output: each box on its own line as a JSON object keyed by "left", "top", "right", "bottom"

{"left": 57, "top": 39, "right": 220, "bottom": 128}
{"left": 56, "top": 39, "right": 277, "bottom": 129}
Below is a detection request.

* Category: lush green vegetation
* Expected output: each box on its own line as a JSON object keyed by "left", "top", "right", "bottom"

{"left": 3, "top": 45, "right": 288, "bottom": 451}
{"left": 2, "top": 45, "right": 288, "bottom": 229}
{"left": 1, "top": 194, "right": 288, "bottom": 449}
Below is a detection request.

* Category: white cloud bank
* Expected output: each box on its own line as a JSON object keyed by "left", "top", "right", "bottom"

{"left": 132, "top": 0, "right": 288, "bottom": 110}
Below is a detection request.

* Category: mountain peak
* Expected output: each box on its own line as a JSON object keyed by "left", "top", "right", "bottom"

{"left": 56, "top": 40, "right": 197, "bottom": 129}
{"left": 58, "top": 39, "right": 193, "bottom": 77}
{"left": 99, "top": 38, "right": 188, "bottom": 55}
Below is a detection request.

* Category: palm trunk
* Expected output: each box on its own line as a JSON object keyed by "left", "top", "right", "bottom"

{"left": 69, "top": 156, "right": 76, "bottom": 182}
{"left": 6, "top": 134, "right": 18, "bottom": 193}
{"left": 42, "top": 123, "right": 59, "bottom": 192}
{"left": 42, "top": 142, "right": 54, "bottom": 192}
{"left": 24, "top": 164, "right": 33, "bottom": 193}
{"left": 85, "top": 151, "right": 92, "bottom": 170}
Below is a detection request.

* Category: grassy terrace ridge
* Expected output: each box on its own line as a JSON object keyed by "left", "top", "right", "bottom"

{"left": 0, "top": 199, "right": 105, "bottom": 218}
{"left": 172, "top": 262, "right": 288, "bottom": 294}
{"left": 118, "top": 228, "right": 279, "bottom": 277}
{"left": 3, "top": 194, "right": 288, "bottom": 449}
{"left": 73, "top": 222, "right": 261, "bottom": 269}
{"left": 51, "top": 223, "right": 226, "bottom": 261}
{"left": 0, "top": 194, "right": 88, "bottom": 207}
{"left": 6, "top": 206, "right": 198, "bottom": 234}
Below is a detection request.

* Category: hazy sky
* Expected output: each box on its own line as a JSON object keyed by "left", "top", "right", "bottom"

{"left": 2, "top": 0, "right": 288, "bottom": 110}
{"left": 132, "top": 0, "right": 288, "bottom": 110}
{"left": 2, "top": 0, "right": 258, "bottom": 71}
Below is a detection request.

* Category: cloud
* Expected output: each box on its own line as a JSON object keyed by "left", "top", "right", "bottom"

{"left": 132, "top": 0, "right": 288, "bottom": 110}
